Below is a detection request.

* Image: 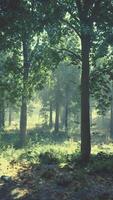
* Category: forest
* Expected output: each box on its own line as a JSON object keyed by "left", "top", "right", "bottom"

{"left": 0, "top": 0, "right": 113, "bottom": 199}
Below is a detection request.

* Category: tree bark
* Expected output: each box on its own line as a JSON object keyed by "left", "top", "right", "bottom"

{"left": 2, "top": 103, "right": 5, "bottom": 128}
{"left": 81, "top": 34, "right": 91, "bottom": 162}
{"left": 64, "top": 102, "right": 68, "bottom": 132}
{"left": 9, "top": 106, "right": 12, "bottom": 126}
{"left": 20, "top": 31, "right": 30, "bottom": 146}
{"left": 55, "top": 101, "right": 59, "bottom": 132}
{"left": 0, "top": 105, "right": 5, "bottom": 129}
{"left": 0, "top": 91, "right": 5, "bottom": 129}
{"left": 49, "top": 100, "right": 53, "bottom": 129}
{"left": 64, "top": 91, "right": 69, "bottom": 133}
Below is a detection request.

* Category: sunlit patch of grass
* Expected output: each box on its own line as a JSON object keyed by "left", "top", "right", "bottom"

{"left": 0, "top": 157, "right": 23, "bottom": 177}
{"left": 38, "top": 139, "right": 79, "bottom": 155}
{"left": 18, "top": 140, "right": 80, "bottom": 164}
{"left": 1, "top": 127, "right": 113, "bottom": 177}
{"left": 0, "top": 146, "right": 27, "bottom": 177}
{"left": 0, "top": 158, "right": 10, "bottom": 176}
{"left": 0, "top": 138, "right": 80, "bottom": 175}
{"left": 92, "top": 143, "right": 113, "bottom": 154}
{"left": 11, "top": 188, "right": 29, "bottom": 199}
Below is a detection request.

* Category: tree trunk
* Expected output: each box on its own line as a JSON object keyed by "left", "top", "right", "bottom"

{"left": 110, "top": 83, "right": 113, "bottom": 139}
{"left": 90, "top": 104, "right": 93, "bottom": 126}
{"left": 0, "top": 106, "right": 5, "bottom": 129}
{"left": 81, "top": 34, "right": 91, "bottom": 162}
{"left": 9, "top": 106, "right": 12, "bottom": 126}
{"left": 2, "top": 103, "right": 5, "bottom": 128}
{"left": 60, "top": 107, "right": 65, "bottom": 129}
{"left": 64, "top": 102, "right": 68, "bottom": 132}
{"left": 64, "top": 91, "right": 68, "bottom": 133}
{"left": 0, "top": 92, "right": 5, "bottom": 129}
{"left": 55, "top": 101, "right": 59, "bottom": 132}
{"left": 20, "top": 95, "right": 27, "bottom": 145}
{"left": 49, "top": 101, "right": 53, "bottom": 129}
{"left": 20, "top": 32, "right": 30, "bottom": 146}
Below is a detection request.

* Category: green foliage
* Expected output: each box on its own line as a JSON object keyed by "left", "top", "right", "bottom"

{"left": 0, "top": 1, "right": 113, "bottom": 198}
{"left": 90, "top": 53, "right": 113, "bottom": 114}
{"left": 86, "top": 152, "right": 113, "bottom": 174}
{"left": 0, "top": 0, "right": 113, "bottom": 163}
{"left": 39, "top": 151, "right": 59, "bottom": 165}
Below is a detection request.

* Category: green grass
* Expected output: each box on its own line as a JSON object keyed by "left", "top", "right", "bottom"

{"left": 1, "top": 127, "right": 113, "bottom": 200}
{"left": 0, "top": 126, "right": 113, "bottom": 177}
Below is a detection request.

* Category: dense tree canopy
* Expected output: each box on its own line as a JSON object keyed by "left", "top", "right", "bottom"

{"left": 0, "top": 0, "right": 113, "bottom": 160}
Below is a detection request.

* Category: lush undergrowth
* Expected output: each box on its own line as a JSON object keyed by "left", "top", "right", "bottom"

{"left": 0, "top": 127, "right": 113, "bottom": 199}
{"left": 0, "top": 127, "right": 113, "bottom": 174}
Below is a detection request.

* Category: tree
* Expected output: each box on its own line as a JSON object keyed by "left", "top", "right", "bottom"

{"left": 39, "top": 60, "right": 80, "bottom": 134}
{"left": 45, "top": 0, "right": 108, "bottom": 161}
{"left": 0, "top": 0, "right": 57, "bottom": 145}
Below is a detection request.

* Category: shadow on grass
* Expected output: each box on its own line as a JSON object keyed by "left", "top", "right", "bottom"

{"left": 28, "top": 125, "right": 70, "bottom": 144}
{"left": 0, "top": 124, "right": 111, "bottom": 151}
{"left": 1, "top": 152, "right": 113, "bottom": 200}
{"left": 0, "top": 130, "right": 20, "bottom": 148}
{"left": 0, "top": 125, "right": 71, "bottom": 150}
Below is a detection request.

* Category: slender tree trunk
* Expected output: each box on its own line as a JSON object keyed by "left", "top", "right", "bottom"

{"left": 55, "top": 101, "right": 59, "bottom": 132}
{"left": 20, "top": 95, "right": 27, "bottom": 144}
{"left": 64, "top": 102, "right": 68, "bottom": 132}
{"left": 2, "top": 103, "right": 5, "bottom": 128}
{"left": 0, "top": 111, "right": 3, "bottom": 129}
{"left": 60, "top": 107, "right": 65, "bottom": 129}
{"left": 0, "top": 106, "right": 5, "bottom": 129}
{"left": 64, "top": 92, "right": 68, "bottom": 133}
{"left": 110, "top": 83, "right": 113, "bottom": 139}
{"left": 81, "top": 34, "right": 91, "bottom": 162}
{"left": 20, "top": 32, "right": 30, "bottom": 146}
{"left": 9, "top": 106, "right": 12, "bottom": 126}
{"left": 0, "top": 91, "right": 5, "bottom": 129}
{"left": 90, "top": 104, "right": 92, "bottom": 126}
{"left": 49, "top": 101, "right": 53, "bottom": 129}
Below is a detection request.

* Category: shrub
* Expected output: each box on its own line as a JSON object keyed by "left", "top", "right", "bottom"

{"left": 39, "top": 151, "right": 59, "bottom": 165}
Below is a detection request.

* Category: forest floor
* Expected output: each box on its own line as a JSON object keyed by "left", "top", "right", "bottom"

{"left": 0, "top": 127, "right": 113, "bottom": 200}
